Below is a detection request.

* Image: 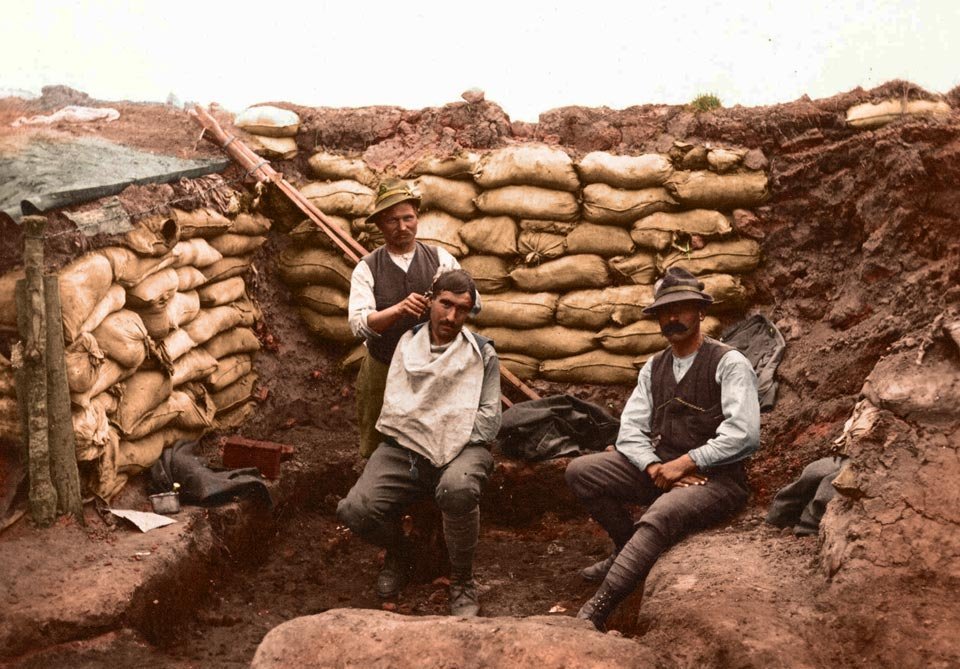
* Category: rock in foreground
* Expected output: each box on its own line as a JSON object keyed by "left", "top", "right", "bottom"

{"left": 251, "top": 609, "right": 657, "bottom": 669}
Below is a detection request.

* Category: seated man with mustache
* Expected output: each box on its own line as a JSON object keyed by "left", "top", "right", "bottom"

{"left": 338, "top": 269, "right": 501, "bottom": 616}
{"left": 565, "top": 267, "right": 760, "bottom": 631}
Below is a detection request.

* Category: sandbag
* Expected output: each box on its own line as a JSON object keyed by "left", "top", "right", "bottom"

{"left": 700, "top": 273, "right": 747, "bottom": 312}
{"left": 0, "top": 357, "right": 15, "bottom": 398}
{"left": 499, "top": 352, "right": 541, "bottom": 380}
{"left": 556, "top": 289, "right": 614, "bottom": 330}
{"left": 277, "top": 247, "right": 355, "bottom": 290}
{"left": 581, "top": 184, "right": 677, "bottom": 226}
{"left": 206, "top": 354, "right": 253, "bottom": 392}
{"left": 172, "top": 208, "right": 232, "bottom": 239}
{"left": 634, "top": 209, "right": 732, "bottom": 237}
{"left": 174, "top": 384, "right": 217, "bottom": 430}
{"left": 406, "top": 152, "right": 480, "bottom": 179}
{"left": 214, "top": 400, "right": 257, "bottom": 431}
{"left": 475, "top": 186, "right": 579, "bottom": 221}
{"left": 299, "top": 307, "right": 357, "bottom": 343}
{"left": 244, "top": 133, "right": 298, "bottom": 160}
{"left": 707, "top": 149, "right": 744, "bottom": 174}
{"left": 846, "top": 98, "right": 952, "bottom": 129}
{"left": 597, "top": 316, "right": 721, "bottom": 355}
{"left": 208, "top": 234, "right": 266, "bottom": 257}
{"left": 518, "top": 219, "right": 579, "bottom": 235}
{"left": 196, "top": 276, "right": 246, "bottom": 307}
{"left": 171, "top": 348, "right": 218, "bottom": 386}
{"left": 301, "top": 180, "right": 375, "bottom": 218}
{"left": 229, "top": 212, "right": 272, "bottom": 236}
{"left": 126, "top": 268, "right": 179, "bottom": 308}
{"left": 234, "top": 297, "right": 261, "bottom": 328}
{"left": 65, "top": 333, "right": 104, "bottom": 395}
{"left": 458, "top": 256, "right": 512, "bottom": 294}
{"left": 517, "top": 231, "right": 566, "bottom": 262}
{"left": 116, "top": 427, "right": 204, "bottom": 475}
{"left": 608, "top": 251, "right": 658, "bottom": 285}
{"left": 202, "top": 327, "right": 260, "bottom": 360}
{"left": 200, "top": 256, "right": 253, "bottom": 284}
{"left": 576, "top": 152, "right": 674, "bottom": 188}
{"left": 138, "top": 291, "right": 201, "bottom": 338}
{"left": 0, "top": 396, "right": 21, "bottom": 441}
{"left": 416, "top": 211, "right": 469, "bottom": 257}
{"left": 605, "top": 285, "right": 657, "bottom": 326}
{"left": 341, "top": 344, "right": 365, "bottom": 373}
{"left": 629, "top": 228, "right": 673, "bottom": 251}
{"left": 297, "top": 285, "right": 349, "bottom": 315}
{"left": 159, "top": 328, "right": 197, "bottom": 364}
{"left": 70, "top": 359, "right": 134, "bottom": 408}
{"left": 471, "top": 291, "right": 557, "bottom": 329}
{"left": 234, "top": 105, "right": 300, "bottom": 137}
{"left": 115, "top": 370, "right": 172, "bottom": 436}
{"left": 458, "top": 216, "right": 518, "bottom": 256}
{"left": 659, "top": 238, "right": 761, "bottom": 275}
{"left": 175, "top": 266, "right": 208, "bottom": 292}
{"left": 96, "top": 246, "right": 177, "bottom": 289}
{"left": 123, "top": 392, "right": 192, "bottom": 441}
{"left": 474, "top": 145, "right": 579, "bottom": 192}
{"left": 510, "top": 255, "right": 610, "bottom": 293}
{"left": 565, "top": 223, "right": 634, "bottom": 257}
{"left": 541, "top": 350, "right": 646, "bottom": 385}
{"left": 123, "top": 214, "right": 180, "bottom": 256}
{"left": 73, "top": 401, "right": 111, "bottom": 460}
{"left": 183, "top": 305, "right": 244, "bottom": 345}
{"left": 0, "top": 268, "right": 25, "bottom": 332}
{"left": 414, "top": 175, "right": 480, "bottom": 219}
{"left": 60, "top": 254, "right": 115, "bottom": 342}
{"left": 288, "top": 216, "right": 354, "bottom": 250}
{"left": 77, "top": 284, "right": 126, "bottom": 335}
{"left": 211, "top": 372, "right": 259, "bottom": 414}
{"left": 307, "top": 152, "right": 377, "bottom": 187}
{"left": 171, "top": 238, "right": 223, "bottom": 268}
{"left": 664, "top": 171, "right": 768, "bottom": 209}
{"left": 474, "top": 325, "right": 595, "bottom": 359}
{"left": 92, "top": 309, "right": 150, "bottom": 369}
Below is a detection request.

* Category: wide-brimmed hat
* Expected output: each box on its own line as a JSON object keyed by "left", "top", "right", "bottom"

{"left": 368, "top": 178, "right": 421, "bottom": 223}
{"left": 642, "top": 267, "right": 714, "bottom": 315}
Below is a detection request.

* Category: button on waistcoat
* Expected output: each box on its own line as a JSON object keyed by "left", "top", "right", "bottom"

{"left": 363, "top": 241, "right": 440, "bottom": 364}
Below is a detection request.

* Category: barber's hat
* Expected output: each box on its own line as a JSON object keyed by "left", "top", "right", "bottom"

{"left": 642, "top": 267, "right": 714, "bottom": 315}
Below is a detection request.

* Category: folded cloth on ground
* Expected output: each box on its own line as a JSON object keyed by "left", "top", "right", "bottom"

{"left": 720, "top": 313, "right": 786, "bottom": 412}
{"left": 496, "top": 394, "right": 620, "bottom": 461}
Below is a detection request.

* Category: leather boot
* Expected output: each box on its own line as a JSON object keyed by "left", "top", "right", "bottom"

{"left": 376, "top": 541, "right": 411, "bottom": 599}
{"left": 576, "top": 584, "right": 626, "bottom": 632}
{"left": 449, "top": 577, "right": 480, "bottom": 617}
{"left": 579, "top": 551, "right": 618, "bottom": 582}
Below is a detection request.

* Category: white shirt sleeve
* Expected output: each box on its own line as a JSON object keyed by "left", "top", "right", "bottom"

{"left": 687, "top": 350, "right": 761, "bottom": 469}
{"left": 614, "top": 359, "right": 659, "bottom": 472}
{"left": 347, "top": 261, "right": 379, "bottom": 341}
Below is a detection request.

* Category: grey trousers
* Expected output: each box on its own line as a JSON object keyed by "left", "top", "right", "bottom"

{"left": 337, "top": 441, "right": 494, "bottom": 549}
{"left": 565, "top": 450, "right": 748, "bottom": 591}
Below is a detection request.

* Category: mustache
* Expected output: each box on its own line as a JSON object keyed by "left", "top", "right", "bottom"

{"left": 661, "top": 322, "right": 688, "bottom": 336}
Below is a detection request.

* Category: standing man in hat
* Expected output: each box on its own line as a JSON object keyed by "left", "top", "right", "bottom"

{"left": 338, "top": 269, "right": 500, "bottom": 615}
{"left": 565, "top": 267, "right": 760, "bottom": 631}
{"left": 348, "top": 178, "right": 461, "bottom": 458}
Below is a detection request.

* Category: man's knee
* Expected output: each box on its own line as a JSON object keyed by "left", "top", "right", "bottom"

{"left": 435, "top": 483, "right": 480, "bottom": 515}
{"left": 565, "top": 455, "right": 598, "bottom": 498}
{"left": 337, "top": 490, "right": 389, "bottom": 542}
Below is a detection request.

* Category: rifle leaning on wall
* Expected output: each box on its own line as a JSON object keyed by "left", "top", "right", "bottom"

{"left": 189, "top": 106, "right": 539, "bottom": 407}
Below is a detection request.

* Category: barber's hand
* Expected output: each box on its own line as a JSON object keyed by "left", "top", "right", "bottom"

{"left": 395, "top": 293, "right": 429, "bottom": 319}
{"left": 650, "top": 455, "right": 699, "bottom": 490}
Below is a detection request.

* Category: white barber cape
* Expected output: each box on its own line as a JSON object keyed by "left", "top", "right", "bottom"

{"left": 376, "top": 324, "right": 486, "bottom": 467}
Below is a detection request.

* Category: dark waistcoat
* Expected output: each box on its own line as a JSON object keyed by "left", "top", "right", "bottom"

{"left": 650, "top": 336, "right": 740, "bottom": 474}
{"left": 363, "top": 241, "right": 440, "bottom": 364}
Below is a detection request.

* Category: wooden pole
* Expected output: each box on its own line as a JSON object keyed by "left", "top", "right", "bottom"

{"left": 44, "top": 275, "right": 83, "bottom": 522}
{"left": 15, "top": 216, "right": 56, "bottom": 526}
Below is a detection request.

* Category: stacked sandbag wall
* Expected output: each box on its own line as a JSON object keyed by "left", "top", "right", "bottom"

{"left": 0, "top": 208, "right": 270, "bottom": 500}
{"left": 278, "top": 144, "right": 766, "bottom": 386}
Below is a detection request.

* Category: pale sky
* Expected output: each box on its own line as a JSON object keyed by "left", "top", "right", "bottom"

{"left": 3, "top": 1, "right": 958, "bottom": 122}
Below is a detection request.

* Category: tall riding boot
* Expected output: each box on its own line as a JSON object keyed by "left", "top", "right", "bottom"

{"left": 443, "top": 507, "right": 480, "bottom": 616}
